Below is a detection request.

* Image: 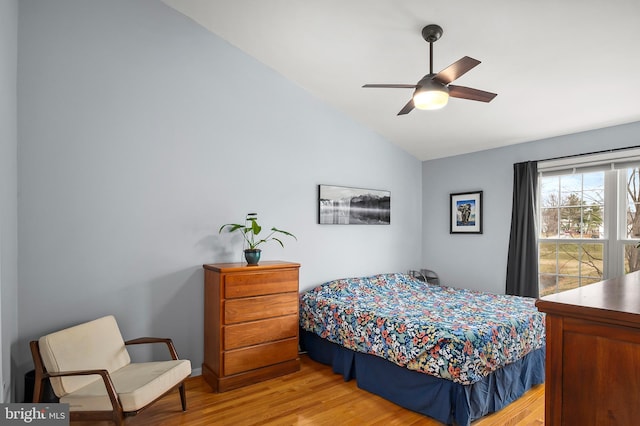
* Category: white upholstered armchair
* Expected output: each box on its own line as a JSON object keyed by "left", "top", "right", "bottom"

{"left": 29, "top": 315, "right": 191, "bottom": 425}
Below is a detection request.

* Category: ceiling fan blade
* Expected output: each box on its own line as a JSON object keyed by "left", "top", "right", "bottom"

{"left": 433, "top": 56, "right": 481, "bottom": 85}
{"left": 363, "top": 84, "right": 419, "bottom": 89}
{"left": 448, "top": 85, "right": 497, "bottom": 102}
{"left": 397, "top": 99, "right": 415, "bottom": 115}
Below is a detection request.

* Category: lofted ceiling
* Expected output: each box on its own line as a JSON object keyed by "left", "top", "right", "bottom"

{"left": 162, "top": 0, "right": 640, "bottom": 161}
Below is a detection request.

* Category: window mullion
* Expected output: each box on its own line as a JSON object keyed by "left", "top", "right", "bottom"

{"left": 603, "top": 170, "right": 618, "bottom": 279}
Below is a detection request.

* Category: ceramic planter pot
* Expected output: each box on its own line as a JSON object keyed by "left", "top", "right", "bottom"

{"left": 244, "top": 249, "right": 261, "bottom": 265}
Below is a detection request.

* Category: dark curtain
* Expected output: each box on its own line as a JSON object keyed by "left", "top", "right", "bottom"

{"left": 506, "top": 161, "right": 539, "bottom": 298}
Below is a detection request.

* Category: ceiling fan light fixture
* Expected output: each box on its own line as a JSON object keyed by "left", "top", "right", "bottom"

{"left": 413, "top": 83, "right": 449, "bottom": 110}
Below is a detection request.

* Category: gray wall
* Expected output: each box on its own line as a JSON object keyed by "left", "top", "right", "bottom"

{"left": 422, "top": 121, "right": 640, "bottom": 294}
{"left": 0, "top": 0, "right": 19, "bottom": 403}
{"left": 15, "top": 0, "right": 422, "bottom": 391}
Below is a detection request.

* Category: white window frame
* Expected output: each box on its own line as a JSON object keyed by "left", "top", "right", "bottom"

{"left": 538, "top": 147, "right": 640, "bottom": 294}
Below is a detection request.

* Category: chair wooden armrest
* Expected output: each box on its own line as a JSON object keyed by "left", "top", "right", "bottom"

{"left": 44, "top": 369, "right": 123, "bottom": 414}
{"left": 125, "top": 337, "right": 180, "bottom": 360}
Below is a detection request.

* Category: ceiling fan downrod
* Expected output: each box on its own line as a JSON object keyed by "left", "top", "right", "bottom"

{"left": 421, "top": 24, "right": 443, "bottom": 75}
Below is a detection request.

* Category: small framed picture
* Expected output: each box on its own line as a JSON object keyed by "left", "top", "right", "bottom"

{"left": 450, "top": 191, "right": 483, "bottom": 234}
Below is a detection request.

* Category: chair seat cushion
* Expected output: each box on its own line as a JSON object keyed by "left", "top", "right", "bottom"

{"left": 60, "top": 360, "right": 191, "bottom": 412}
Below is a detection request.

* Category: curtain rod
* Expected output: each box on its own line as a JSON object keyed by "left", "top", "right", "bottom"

{"left": 535, "top": 144, "right": 640, "bottom": 164}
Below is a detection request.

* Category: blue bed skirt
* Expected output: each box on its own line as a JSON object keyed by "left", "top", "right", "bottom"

{"left": 300, "top": 329, "right": 545, "bottom": 426}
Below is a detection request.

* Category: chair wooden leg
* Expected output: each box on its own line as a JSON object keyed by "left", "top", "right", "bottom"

{"left": 179, "top": 382, "right": 187, "bottom": 411}
{"left": 113, "top": 411, "right": 124, "bottom": 426}
{"left": 32, "top": 377, "right": 43, "bottom": 403}
{"left": 29, "top": 341, "right": 46, "bottom": 403}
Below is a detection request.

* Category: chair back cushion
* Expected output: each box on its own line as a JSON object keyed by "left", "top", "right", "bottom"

{"left": 38, "top": 315, "right": 131, "bottom": 396}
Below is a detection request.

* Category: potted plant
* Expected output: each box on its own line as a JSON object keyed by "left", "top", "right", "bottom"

{"left": 219, "top": 213, "right": 297, "bottom": 265}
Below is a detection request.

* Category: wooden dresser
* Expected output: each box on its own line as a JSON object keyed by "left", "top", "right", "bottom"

{"left": 535, "top": 271, "right": 640, "bottom": 425}
{"left": 202, "top": 261, "right": 301, "bottom": 392}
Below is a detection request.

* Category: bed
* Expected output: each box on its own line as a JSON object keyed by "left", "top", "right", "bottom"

{"left": 299, "top": 272, "right": 545, "bottom": 426}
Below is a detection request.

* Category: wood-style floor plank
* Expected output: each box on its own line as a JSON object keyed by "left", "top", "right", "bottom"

{"left": 75, "top": 355, "right": 544, "bottom": 425}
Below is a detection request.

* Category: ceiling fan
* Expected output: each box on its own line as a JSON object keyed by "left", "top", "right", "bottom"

{"left": 363, "top": 24, "right": 497, "bottom": 115}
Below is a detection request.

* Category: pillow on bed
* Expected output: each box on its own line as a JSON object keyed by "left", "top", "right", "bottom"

{"left": 318, "top": 272, "right": 406, "bottom": 292}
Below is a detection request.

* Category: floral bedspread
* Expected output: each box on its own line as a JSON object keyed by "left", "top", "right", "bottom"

{"left": 299, "top": 273, "right": 545, "bottom": 385}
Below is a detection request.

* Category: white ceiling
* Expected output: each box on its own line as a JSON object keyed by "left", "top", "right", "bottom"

{"left": 162, "top": 0, "right": 640, "bottom": 161}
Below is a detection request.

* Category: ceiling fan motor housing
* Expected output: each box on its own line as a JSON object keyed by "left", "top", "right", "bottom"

{"left": 417, "top": 74, "right": 448, "bottom": 93}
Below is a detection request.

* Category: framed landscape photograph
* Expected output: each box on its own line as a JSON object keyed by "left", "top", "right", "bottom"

{"left": 318, "top": 184, "right": 390, "bottom": 225}
{"left": 450, "top": 191, "right": 483, "bottom": 234}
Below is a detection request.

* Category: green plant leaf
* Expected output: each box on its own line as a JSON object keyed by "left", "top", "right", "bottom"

{"left": 250, "top": 219, "right": 262, "bottom": 236}
{"left": 219, "top": 223, "right": 244, "bottom": 233}
{"left": 271, "top": 227, "right": 297, "bottom": 239}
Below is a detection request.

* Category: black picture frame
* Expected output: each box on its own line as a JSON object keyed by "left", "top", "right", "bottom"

{"left": 318, "top": 184, "right": 390, "bottom": 225}
{"left": 450, "top": 191, "right": 483, "bottom": 234}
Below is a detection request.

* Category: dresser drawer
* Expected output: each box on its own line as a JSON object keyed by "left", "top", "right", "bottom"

{"left": 224, "top": 269, "right": 298, "bottom": 298}
{"left": 224, "top": 293, "right": 298, "bottom": 324}
{"left": 224, "top": 314, "right": 298, "bottom": 350}
{"left": 223, "top": 337, "right": 299, "bottom": 376}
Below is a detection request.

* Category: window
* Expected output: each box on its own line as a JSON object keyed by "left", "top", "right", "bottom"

{"left": 537, "top": 148, "right": 640, "bottom": 296}
{"left": 538, "top": 172, "right": 606, "bottom": 296}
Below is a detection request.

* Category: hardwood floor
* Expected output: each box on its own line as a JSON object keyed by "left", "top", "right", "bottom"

{"left": 77, "top": 354, "right": 544, "bottom": 426}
